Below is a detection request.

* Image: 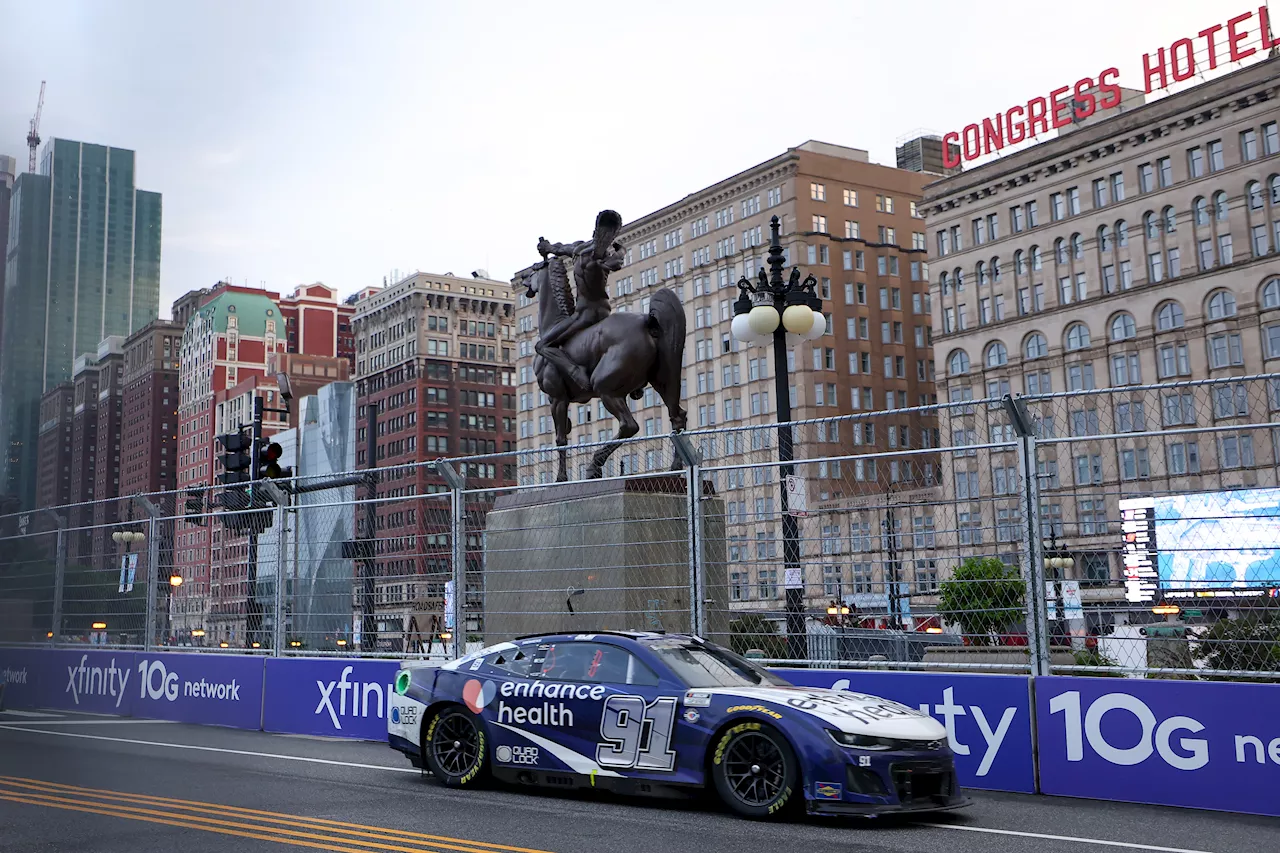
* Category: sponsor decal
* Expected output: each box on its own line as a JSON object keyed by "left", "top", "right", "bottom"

{"left": 683, "top": 709, "right": 700, "bottom": 724}
{"left": 497, "top": 702, "right": 574, "bottom": 727}
{"left": 390, "top": 705, "right": 418, "bottom": 727}
{"left": 726, "top": 704, "right": 783, "bottom": 720}
{"left": 489, "top": 679, "right": 608, "bottom": 727}
{"left": 460, "top": 730, "right": 486, "bottom": 784}
{"left": 64, "top": 655, "right": 132, "bottom": 709}
{"left": 859, "top": 755, "right": 872, "bottom": 767}
{"left": 769, "top": 786, "right": 792, "bottom": 814}
{"left": 814, "top": 782, "right": 843, "bottom": 800}
{"left": 314, "top": 665, "right": 395, "bottom": 730}
{"left": 684, "top": 690, "right": 711, "bottom": 708}
{"left": 463, "top": 679, "right": 497, "bottom": 714}
{"left": 784, "top": 692, "right": 922, "bottom": 725}
{"left": 2, "top": 667, "right": 28, "bottom": 685}
{"left": 469, "top": 658, "right": 485, "bottom": 671}
{"left": 390, "top": 707, "right": 400, "bottom": 724}
{"left": 495, "top": 744, "right": 539, "bottom": 766}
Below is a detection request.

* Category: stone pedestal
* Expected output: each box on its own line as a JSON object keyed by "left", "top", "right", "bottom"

{"left": 482, "top": 477, "right": 726, "bottom": 643}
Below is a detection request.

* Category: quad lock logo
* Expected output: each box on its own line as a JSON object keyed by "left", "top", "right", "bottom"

{"left": 495, "top": 744, "right": 539, "bottom": 766}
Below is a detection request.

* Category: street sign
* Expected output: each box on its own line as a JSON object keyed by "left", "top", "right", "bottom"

{"left": 1062, "top": 580, "right": 1083, "bottom": 617}
{"left": 785, "top": 475, "right": 808, "bottom": 517}
{"left": 783, "top": 568, "right": 803, "bottom": 589}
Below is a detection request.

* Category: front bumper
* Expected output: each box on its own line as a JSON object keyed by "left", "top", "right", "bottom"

{"left": 808, "top": 751, "right": 968, "bottom": 815}
{"left": 808, "top": 794, "right": 971, "bottom": 817}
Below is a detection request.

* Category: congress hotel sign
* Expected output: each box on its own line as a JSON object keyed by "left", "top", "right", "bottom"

{"left": 942, "top": 6, "right": 1277, "bottom": 169}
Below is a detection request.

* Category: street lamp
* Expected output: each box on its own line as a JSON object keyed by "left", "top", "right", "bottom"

{"left": 731, "top": 215, "right": 826, "bottom": 661}
{"left": 1043, "top": 533, "right": 1074, "bottom": 643}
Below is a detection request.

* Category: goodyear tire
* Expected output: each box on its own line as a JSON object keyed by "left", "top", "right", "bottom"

{"left": 710, "top": 722, "right": 798, "bottom": 819}
{"left": 423, "top": 706, "right": 488, "bottom": 788}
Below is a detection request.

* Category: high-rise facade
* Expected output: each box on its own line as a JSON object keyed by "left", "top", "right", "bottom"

{"left": 0, "top": 139, "right": 162, "bottom": 508}
{"left": 119, "top": 319, "right": 183, "bottom": 497}
{"left": 0, "top": 155, "right": 15, "bottom": 360}
{"left": 34, "top": 383, "right": 73, "bottom": 510}
{"left": 351, "top": 271, "right": 517, "bottom": 646}
{"left": 278, "top": 283, "right": 356, "bottom": 370}
{"left": 924, "top": 57, "right": 1280, "bottom": 593}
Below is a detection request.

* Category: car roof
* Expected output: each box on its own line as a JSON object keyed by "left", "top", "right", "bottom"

{"left": 512, "top": 630, "right": 699, "bottom": 644}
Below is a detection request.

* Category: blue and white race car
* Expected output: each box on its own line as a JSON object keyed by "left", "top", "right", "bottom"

{"left": 388, "top": 631, "right": 967, "bottom": 818}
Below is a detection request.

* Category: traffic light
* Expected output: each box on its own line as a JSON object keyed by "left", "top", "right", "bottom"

{"left": 257, "top": 441, "right": 291, "bottom": 480}
{"left": 217, "top": 430, "right": 252, "bottom": 485}
{"left": 183, "top": 490, "right": 206, "bottom": 525}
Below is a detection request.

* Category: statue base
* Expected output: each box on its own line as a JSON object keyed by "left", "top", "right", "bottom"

{"left": 482, "top": 477, "right": 726, "bottom": 643}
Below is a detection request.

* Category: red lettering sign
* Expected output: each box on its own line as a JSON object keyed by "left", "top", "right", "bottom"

{"left": 941, "top": 7, "right": 1267, "bottom": 170}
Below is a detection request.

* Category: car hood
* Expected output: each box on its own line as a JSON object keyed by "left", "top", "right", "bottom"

{"left": 691, "top": 685, "right": 946, "bottom": 741}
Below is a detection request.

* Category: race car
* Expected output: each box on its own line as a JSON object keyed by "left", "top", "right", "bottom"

{"left": 388, "top": 631, "right": 967, "bottom": 818}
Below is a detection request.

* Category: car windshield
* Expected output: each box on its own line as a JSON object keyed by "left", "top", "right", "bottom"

{"left": 648, "top": 642, "right": 791, "bottom": 688}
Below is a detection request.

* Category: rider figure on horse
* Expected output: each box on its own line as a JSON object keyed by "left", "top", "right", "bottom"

{"left": 533, "top": 210, "right": 625, "bottom": 393}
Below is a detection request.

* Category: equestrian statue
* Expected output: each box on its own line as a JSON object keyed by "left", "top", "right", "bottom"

{"left": 521, "top": 209, "right": 687, "bottom": 482}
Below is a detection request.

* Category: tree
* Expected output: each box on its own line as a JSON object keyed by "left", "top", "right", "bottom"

{"left": 937, "top": 557, "right": 1025, "bottom": 646}
{"left": 1191, "top": 612, "right": 1280, "bottom": 681}
{"left": 728, "top": 614, "right": 787, "bottom": 659}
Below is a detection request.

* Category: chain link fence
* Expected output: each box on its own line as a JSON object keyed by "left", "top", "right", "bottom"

{"left": 1, "top": 375, "right": 1278, "bottom": 681}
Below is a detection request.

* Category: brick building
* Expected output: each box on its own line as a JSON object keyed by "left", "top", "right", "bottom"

{"left": 119, "top": 320, "right": 184, "bottom": 498}
{"left": 35, "top": 383, "right": 74, "bottom": 510}
{"left": 279, "top": 282, "right": 356, "bottom": 370}
{"left": 351, "top": 271, "right": 517, "bottom": 645}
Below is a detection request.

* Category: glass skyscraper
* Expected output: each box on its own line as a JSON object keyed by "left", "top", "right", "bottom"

{"left": 1, "top": 138, "right": 162, "bottom": 508}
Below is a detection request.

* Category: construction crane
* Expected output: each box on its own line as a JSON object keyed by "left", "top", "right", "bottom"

{"left": 27, "top": 81, "right": 46, "bottom": 174}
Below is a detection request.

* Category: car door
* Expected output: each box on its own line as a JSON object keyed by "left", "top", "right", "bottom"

{"left": 546, "top": 639, "right": 696, "bottom": 785}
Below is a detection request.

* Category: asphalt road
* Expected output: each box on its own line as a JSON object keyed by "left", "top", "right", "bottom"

{"left": 0, "top": 710, "right": 1275, "bottom": 853}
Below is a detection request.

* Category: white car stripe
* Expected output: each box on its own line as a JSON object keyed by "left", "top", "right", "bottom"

{"left": 491, "top": 722, "right": 622, "bottom": 777}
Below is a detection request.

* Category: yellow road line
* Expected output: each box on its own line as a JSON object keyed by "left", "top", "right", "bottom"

{"left": 0, "top": 775, "right": 556, "bottom": 853}
{"left": 0, "top": 792, "right": 377, "bottom": 853}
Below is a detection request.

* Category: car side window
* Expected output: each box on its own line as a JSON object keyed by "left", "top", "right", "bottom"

{"left": 536, "top": 641, "right": 659, "bottom": 687}
{"left": 488, "top": 646, "right": 534, "bottom": 677}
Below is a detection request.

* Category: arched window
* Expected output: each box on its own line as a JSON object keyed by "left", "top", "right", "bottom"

{"left": 1031, "top": 245, "right": 1043, "bottom": 270}
{"left": 1156, "top": 301, "right": 1185, "bottom": 331}
{"left": 1162, "top": 205, "right": 1177, "bottom": 233}
{"left": 985, "top": 341, "right": 1008, "bottom": 367}
{"left": 1144, "top": 211, "right": 1159, "bottom": 239}
{"left": 1207, "top": 289, "right": 1237, "bottom": 320}
{"left": 976, "top": 260, "right": 987, "bottom": 285}
{"left": 990, "top": 257, "right": 1001, "bottom": 282}
{"left": 1214, "top": 191, "right": 1229, "bottom": 222}
{"left": 1247, "top": 181, "right": 1264, "bottom": 211}
{"left": 1014, "top": 249, "right": 1025, "bottom": 275}
{"left": 954, "top": 268, "right": 965, "bottom": 290}
{"left": 1055, "top": 237, "right": 1067, "bottom": 265}
{"left": 1024, "top": 333, "right": 1048, "bottom": 360}
{"left": 1065, "top": 323, "right": 1091, "bottom": 352}
{"left": 1071, "top": 233, "right": 1083, "bottom": 260}
{"left": 948, "top": 349, "right": 970, "bottom": 376}
{"left": 1110, "top": 313, "right": 1137, "bottom": 341}
{"left": 1261, "top": 278, "right": 1280, "bottom": 309}
{"left": 1116, "top": 219, "right": 1129, "bottom": 247}
{"left": 1193, "top": 197, "right": 1209, "bottom": 226}
{"left": 1271, "top": 175, "right": 1280, "bottom": 205}
{"left": 1098, "top": 225, "right": 1112, "bottom": 252}
{"left": 940, "top": 271, "right": 950, "bottom": 295}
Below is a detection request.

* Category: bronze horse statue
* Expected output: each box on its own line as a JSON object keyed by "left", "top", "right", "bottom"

{"left": 522, "top": 211, "right": 687, "bottom": 481}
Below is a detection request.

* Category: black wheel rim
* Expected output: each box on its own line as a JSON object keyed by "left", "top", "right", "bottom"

{"left": 722, "top": 732, "right": 786, "bottom": 807}
{"left": 432, "top": 713, "right": 480, "bottom": 776}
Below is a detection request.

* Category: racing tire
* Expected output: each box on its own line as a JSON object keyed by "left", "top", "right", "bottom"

{"left": 710, "top": 722, "right": 799, "bottom": 819}
{"left": 422, "top": 705, "right": 488, "bottom": 788}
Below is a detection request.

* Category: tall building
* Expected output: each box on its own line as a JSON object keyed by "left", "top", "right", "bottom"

{"left": 0, "top": 139, "right": 162, "bottom": 508}
{"left": 924, "top": 57, "right": 1280, "bottom": 593}
{"left": 171, "top": 284, "right": 287, "bottom": 641}
{"left": 268, "top": 351, "right": 351, "bottom": 428}
{"left": 89, "top": 337, "right": 126, "bottom": 561}
{"left": 278, "top": 283, "right": 356, "bottom": 369}
{"left": 351, "top": 271, "right": 517, "bottom": 648}
{"left": 119, "top": 319, "right": 183, "bottom": 498}
{"left": 512, "top": 141, "right": 938, "bottom": 610}
{"left": 0, "top": 155, "right": 15, "bottom": 359}
{"left": 34, "top": 383, "right": 73, "bottom": 510}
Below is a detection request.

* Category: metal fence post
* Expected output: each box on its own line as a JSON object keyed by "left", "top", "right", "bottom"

{"left": 50, "top": 512, "right": 67, "bottom": 644}
{"left": 671, "top": 434, "right": 704, "bottom": 637}
{"left": 1004, "top": 394, "right": 1051, "bottom": 678}
{"left": 437, "top": 461, "right": 466, "bottom": 660}
{"left": 133, "top": 496, "right": 162, "bottom": 652}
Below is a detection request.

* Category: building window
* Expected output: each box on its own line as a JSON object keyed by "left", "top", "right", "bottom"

{"left": 810, "top": 182, "right": 826, "bottom": 201}
{"left": 1207, "top": 139, "right": 1224, "bottom": 172}
{"left": 1188, "top": 146, "right": 1204, "bottom": 178}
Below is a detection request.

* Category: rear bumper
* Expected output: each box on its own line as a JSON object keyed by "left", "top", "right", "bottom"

{"left": 389, "top": 732, "right": 422, "bottom": 768}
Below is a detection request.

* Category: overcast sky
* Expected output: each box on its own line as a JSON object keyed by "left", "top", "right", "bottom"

{"left": 0, "top": 0, "right": 1240, "bottom": 314}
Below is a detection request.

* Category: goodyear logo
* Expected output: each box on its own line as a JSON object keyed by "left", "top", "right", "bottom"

{"left": 712, "top": 722, "right": 760, "bottom": 766}
{"left": 814, "top": 782, "right": 843, "bottom": 800}
{"left": 726, "top": 704, "right": 782, "bottom": 720}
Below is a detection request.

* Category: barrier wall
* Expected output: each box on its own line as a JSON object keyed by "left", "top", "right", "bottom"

{"left": 2, "top": 647, "right": 1277, "bottom": 816}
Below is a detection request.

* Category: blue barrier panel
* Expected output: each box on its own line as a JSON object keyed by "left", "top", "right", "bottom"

{"left": 3, "top": 648, "right": 139, "bottom": 715}
{"left": 131, "top": 652, "right": 265, "bottom": 730}
{"left": 0, "top": 648, "right": 50, "bottom": 710}
{"left": 262, "top": 657, "right": 400, "bottom": 740}
{"left": 776, "top": 668, "right": 1035, "bottom": 793}
{"left": 1036, "top": 676, "right": 1280, "bottom": 817}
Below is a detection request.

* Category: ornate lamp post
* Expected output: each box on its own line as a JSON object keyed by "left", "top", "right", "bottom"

{"left": 1043, "top": 532, "right": 1074, "bottom": 643}
{"left": 731, "top": 215, "right": 827, "bottom": 661}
